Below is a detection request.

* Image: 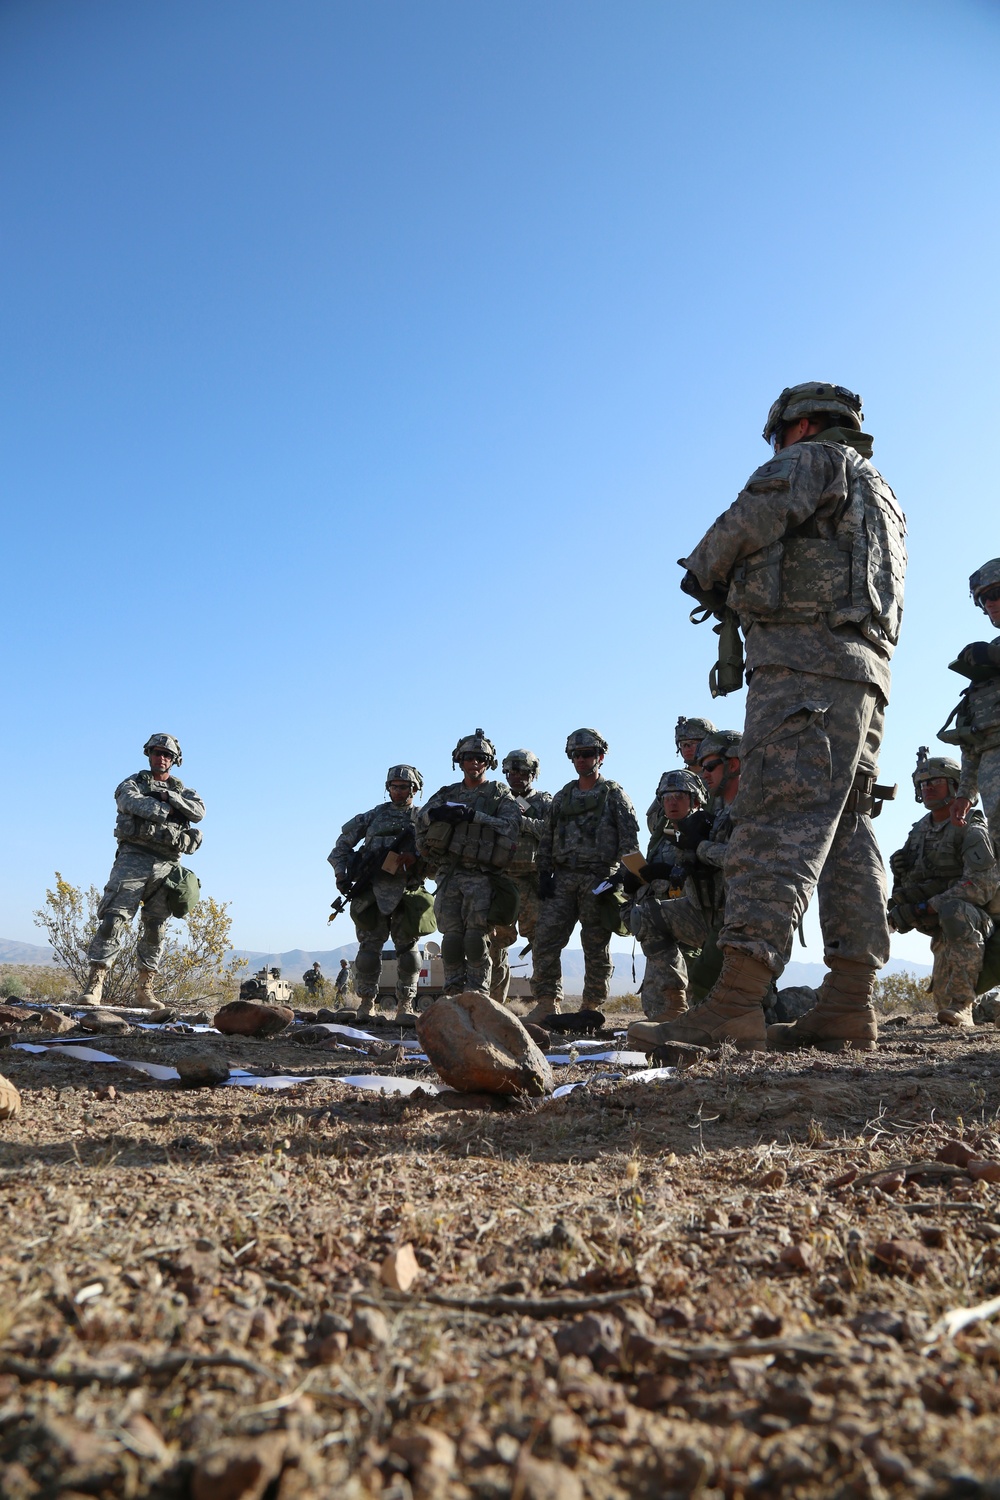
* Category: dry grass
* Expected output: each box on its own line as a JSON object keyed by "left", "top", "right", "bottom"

{"left": 2, "top": 1006, "right": 1000, "bottom": 1496}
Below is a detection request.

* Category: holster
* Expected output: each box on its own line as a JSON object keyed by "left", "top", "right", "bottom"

{"left": 709, "top": 608, "right": 745, "bottom": 699}
{"left": 846, "top": 771, "right": 897, "bottom": 819}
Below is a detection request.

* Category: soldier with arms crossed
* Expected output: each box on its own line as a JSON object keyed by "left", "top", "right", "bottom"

{"left": 489, "top": 749, "right": 552, "bottom": 1004}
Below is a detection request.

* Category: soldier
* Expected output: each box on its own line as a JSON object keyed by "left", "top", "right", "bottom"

{"left": 627, "top": 732, "right": 742, "bottom": 1037}
{"left": 527, "top": 728, "right": 641, "bottom": 1020}
{"left": 489, "top": 750, "right": 553, "bottom": 1004}
{"left": 646, "top": 716, "right": 717, "bottom": 837}
{"left": 940, "top": 558, "right": 1000, "bottom": 845}
{"left": 329, "top": 766, "right": 431, "bottom": 1019}
{"left": 415, "top": 731, "right": 521, "bottom": 996}
{"left": 884, "top": 751, "right": 998, "bottom": 1030}
{"left": 668, "top": 381, "right": 906, "bottom": 1052}
{"left": 303, "top": 961, "right": 325, "bottom": 998}
{"left": 81, "top": 733, "right": 205, "bottom": 1009}
{"left": 335, "top": 958, "right": 351, "bottom": 998}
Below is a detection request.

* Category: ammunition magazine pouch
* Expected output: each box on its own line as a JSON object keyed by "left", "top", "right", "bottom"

{"left": 846, "top": 772, "right": 897, "bottom": 819}
{"left": 939, "top": 674, "right": 1000, "bottom": 749}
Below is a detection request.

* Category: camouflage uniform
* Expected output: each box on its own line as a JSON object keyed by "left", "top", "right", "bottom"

{"left": 630, "top": 800, "right": 733, "bottom": 1014}
{"left": 645, "top": 716, "right": 714, "bottom": 836}
{"left": 889, "top": 812, "right": 998, "bottom": 1018}
{"left": 682, "top": 430, "right": 906, "bottom": 978}
{"left": 330, "top": 802, "right": 423, "bottom": 1006}
{"left": 87, "top": 770, "right": 205, "bottom": 974}
{"left": 940, "top": 633, "right": 1000, "bottom": 846}
{"left": 531, "top": 779, "right": 640, "bottom": 1006}
{"left": 489, "top": 787, "right": 552, "bottom": 1003}
{"left": 416, "top": 781, "right": 520, "bottom": 994}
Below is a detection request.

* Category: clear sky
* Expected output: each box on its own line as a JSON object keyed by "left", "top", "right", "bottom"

{"left": 3, "top": 0, "right": 999, "bottom": 970}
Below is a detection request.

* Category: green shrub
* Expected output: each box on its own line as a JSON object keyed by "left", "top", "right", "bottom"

{"left": 873, "top": 969, "right": 933, "bottom": 1015}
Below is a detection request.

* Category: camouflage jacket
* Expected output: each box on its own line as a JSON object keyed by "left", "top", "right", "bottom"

{"left": 539, "top": 776, "right": 640, "bottom": 877}
{"left": 329, "top": 801, "right": 420, "bottom": 915}
{"left": 890, "top": 811, "right": 998, "bottom": 913}
{"left": 114, "top": 770, "right": 205, "bottom": 859}
{"left": 507, "top": 788, "right": 553, "bottom": 878}
{"left": 416, "top": 780, "right": 521, "bottom": 874}
{"left": 683, "top": 800, "right": 735, "bottom": 924}
{"left": 682, "top": 436, "right": 906, "bottom": 699}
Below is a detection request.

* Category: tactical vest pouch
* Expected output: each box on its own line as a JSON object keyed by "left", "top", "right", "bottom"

{"left": 161, "top": 865, "right": 201, "bottom": 919}
{"left": 594, "top": 886, "right": 630, "bottom": 937}
{"left": 394, "top": 887, "right": 437, "bottom": 946}
{"left": 938, "top": 693, "right": 976, "bottom": 749}
{"left": 729, "top": 541, "right": 784, "bottom": 614}
{"left": 487, "top": 873, "right": 521, "bottom": 928}
{"left": 780, "top": 537, "right": 850, "bottom": 609}
{"left": 420, "top": 818, "right": 455, "bottom": 857}
{"left": 350, "top": 888, "right": 383, "bottom": 934}
{"left": 709, "top": 608, "right": 745, "bottom": 698}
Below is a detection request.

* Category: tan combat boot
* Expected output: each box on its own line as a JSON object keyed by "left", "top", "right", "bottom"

{"left": 937, "top": 1001, "right": 975, "bottom": 1029}
{"left": 645, "top": 986, "right": 688, "bottom": 1021}
{"left": 767, "top": 957, "right": 878, "bottom": 1052}
{"left": 628, "top": 950, "right": 770, "bottom": 1052}
{"left": 133, "top": 969, "right": 158, "bottom": 1010}
{"left": 356, "top": 995, "right": 375, "bottom": 1019}
{"left": 525, "top": 998, "right": 560, "bottom": 1025}
{"left": 79, "top": 964, "right": 108, "bottom": 1008}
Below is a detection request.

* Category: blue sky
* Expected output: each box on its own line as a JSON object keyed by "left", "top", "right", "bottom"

{"left": 3, "top": 0, "right": 999, "bottom": 969}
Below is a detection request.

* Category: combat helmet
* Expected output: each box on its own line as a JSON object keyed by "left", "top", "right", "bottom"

{"left": 697, "top": 729, "right": 742, "bottom": 763}
{"left": 970, "top": 558, "right": 1000, "bottom": 609}
{"left": 912, "top": 745, "right": 961, "bottom": 803}
{"left": 144, "top": 733, "right": 182, "bottom": 765}
{"left": 565, "top": 727, "right": 608, "bottom": 760}
{"left": 502, "top": 749, "right": 540, "bottom": 780}
{"left": 762, "top": 382, "right": 863, "bottom": 446}
{"left": 385, "top": 764, "right": 423, "bottom": 794}
{"left": 675, "top": 715, "right": 716, "bottom": 747}
{"left": 451, "top": 729, "right": 498, "bottom": 770}
{"left": 655, "top": 768, "right": 706, "bottom": 804}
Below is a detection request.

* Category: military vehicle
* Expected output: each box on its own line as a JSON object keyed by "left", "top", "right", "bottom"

{"left": 239, "top": 966, "right": 294, "bottom": 1005}
{"left": 375, "top": 940, "right": 532, "bottom": 1001}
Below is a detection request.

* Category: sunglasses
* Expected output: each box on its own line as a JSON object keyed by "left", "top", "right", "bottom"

{"left": 977, "top": 584, "right": 1000, "bottom": 605}
{"left": 699, "top": 757, "right": 725, "bottom": 774}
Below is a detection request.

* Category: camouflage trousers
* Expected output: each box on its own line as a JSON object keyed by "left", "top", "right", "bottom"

{"left": 433, "top": 867, "right": 494, "bottom": 994}
{"left": 629, "top": 887, "right": 709, "bottom": 1017}
{"left": 353, "top": 906, "right": 420, "bottom": 1004}
{"left": 973, "top": 746, "right": 1000, "bottom": 845}
{"left": 722, "top": 667, "right": 890, "bottom": 976}
{"left": 531, "top": 870, "right": 615, "bottom": 1006}
{"left": 87, "top": 845, "right": 175, "bottom": 974}
{"left": 930, "top": 897, "right": 993, "bottom": 1011}
{"left": 489, "top": 876, "right": 539, "bottom": 1004}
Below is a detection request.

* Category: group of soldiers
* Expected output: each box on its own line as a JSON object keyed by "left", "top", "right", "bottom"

{"left": 75, "top": 381, "right": 1000, "bottom": 1054}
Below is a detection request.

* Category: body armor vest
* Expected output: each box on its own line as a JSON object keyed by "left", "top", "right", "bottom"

{"left": 360, "top": 803, "right": 416, "bottom": 852}
{"left": 508, "top": 789, "right": 549, "bottom": 877}
{"left": 551, "top": 780, "right": 620, "bottom": 869}
{"left": 939, "top": 669, "right": 1000, "bottom": 751}
{"left": 728, "top": 442, "right": 906, "bottom": 651}
{"left": 115, "top": 772, "right": 202, "bottom": 858}
{"left": 422, "top": 782, "right": 514, "bottom": 871}
{"left": 894, "top": 811, "right": 989, "bottom": 903}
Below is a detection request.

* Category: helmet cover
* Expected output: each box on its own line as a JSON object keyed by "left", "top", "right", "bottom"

{"left": 452, "top": 729, "right": 498, "bottom": 770}
{"left": 970, "top": 558, "right": 1000, "bottom": 605}
{"left": 502, "top": 749, "right": 540, "bottom": 779}
{"left": 144, "top": 733, "right": 182, "bottom": 766}
{"left": 697, "top": 729, "right": 742, "bottom": 762}
{"left": 565, "top": 727, "right": 609, "bottom": 759}
{"left": 762, "top": 381, "right": 863, "bottom": 444}
{"left": 675, "top": 715, "right": 716, "bottom": 746}
{"left": 655, "top": 768, "right": 706, "bottom": 803}
{"left": 385, "top": 764, "right": 423, "bottom": 794}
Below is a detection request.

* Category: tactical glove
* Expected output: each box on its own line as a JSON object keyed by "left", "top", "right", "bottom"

{"left": 539, "top": 871, "right": 556, "bottom": 899}
{"left": 679, "top": 568, "right": 728, "bottom": 616}
{"left": 428, "top": 804, "right": 467, "bottom": 824}
{"left": 641, "top": 861, "right": 676, "bottom": 882}
{"left": 957, "top": 641, "right": 995, "bottom": 669}
{"left": 675, "top": 810, "right": 714, "bottom": 851}
{"left": 336, "top": 875, "right": 352, "bottom": 895}
{"left": 621, "top": 868, "right": 643, "bottom": 896}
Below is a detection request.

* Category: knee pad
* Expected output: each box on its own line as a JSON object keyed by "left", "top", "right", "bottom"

{"left": 354, "top": 948, "right": 381, "bottom": 980}
{"left": 441, "top": 934, "right": 465, "bottom": 969}
{"left": 464, "top": 930, "right": 488, "bottom": 964}
{"left": 396, "top": 946, "right": 420, "bottom": 979}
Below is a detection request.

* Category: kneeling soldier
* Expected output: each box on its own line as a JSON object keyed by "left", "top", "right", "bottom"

{"left": 82, "top": 733, "right": 205, "bottom": 1009}
{"left": 330, "top": 766, "right": 432, "bottom": 1019}
{"left": 884, "top": 749, "right": 999, "bottom": 1030}
{"left": 416, "top": 731, "right": 521, "bottom": 996}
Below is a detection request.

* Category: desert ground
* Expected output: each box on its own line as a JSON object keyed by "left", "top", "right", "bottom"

{"left": 2, "top": 987, "right": 1000, "bottom": 1499}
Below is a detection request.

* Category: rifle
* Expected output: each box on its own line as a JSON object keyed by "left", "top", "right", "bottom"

{"left": 328, "top": 826, "right": 418, "bottom": 923}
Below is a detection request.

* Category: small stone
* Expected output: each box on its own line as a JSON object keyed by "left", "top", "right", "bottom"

{"left": 191, "top": 1433, "right": 287, "bottom": 1500}
{"left": 311, "top": 1331, "right": 348, "bottom": 1363}
{"left": 523, "top": 1023, "right": 551, "bottom": 1050}
{"left": 380, "top": 1242, "right": 421, "bottom": 1293}
{"left": 293, "top": 1024, "right": 336, "bottom": 1045}
{"left": 870, "top": 1169, "right": 906, "bottom": 1194}
{"left": 350, "top": 1304, "right": 390, "bottom": 1348}
{"left": 648, "top": 1040, "right": 712, "bottom": 1068}
{"left": 40, "top": 1011, "right": 76, "bottom": 1034}
{"left": 120, "top": 1413, "right": 169, "bottom": 1462}
{"left": 388, "top": 1425, "right": 456, "bottom": 1500}
{"left": 514, "top": 1455, "right": 584, "bottom": 1500}
{"left": 968, "top": 1159, "right": 1000, "bottom": 1183}
{"left": 213, "top": 1001, "right": 294, "bottom": 1037}
{"left": 176, "top": 1049, "right": 231, "bottom": 1088}
{"left": 553, "top": 1312, "right": 620, "bottom": 1369}
{"left": 778, "top": 1242, "right": 818, "bottom": 1272}
{"left": 750, "top": 1311, "right": 783, "bottom": 1338}
{"left": 936, "top": 1139, "right": 976, "bottom": 1167}
{"left": 146, "top": 1008, "right": 178, "bottom": 1024}
{"left": 759, "top": 1168, "right": 787, "bottom": 1190}
{"left": 873, "top": 1238, "right": 929, "bottom": 1277}
{"left": 416, "top": 992, "right": 552, "bottom": 1096}
{"left": 248, "top": 1306, "right": 277, "bottom": 1345}
{"left": 79, "top": 1009, "right": 132, "bottom": 1034}
{"left": 0, "top": 1073, "right": 22, "bottom": 1120}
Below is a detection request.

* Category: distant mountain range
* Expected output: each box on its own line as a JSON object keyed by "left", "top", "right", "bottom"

{"left": 0, "top": 936, "right": 932, "bottom": 994}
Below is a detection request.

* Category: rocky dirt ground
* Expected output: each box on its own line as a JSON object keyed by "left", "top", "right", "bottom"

{"left": 2, "top": 998, "right": 1000, "bottom": 1498}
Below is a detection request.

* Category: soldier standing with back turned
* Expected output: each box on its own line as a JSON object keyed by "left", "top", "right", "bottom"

{"left": 664, "top": 382, "right": 906, "bottom": 1053}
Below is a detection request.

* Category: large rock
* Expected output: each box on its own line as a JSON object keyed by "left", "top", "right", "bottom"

{"left": 176, "top": 1048, "right": 231, "bottom": 1088}
{"left": 416, "top": 992, "right": 553, "bottom": 1097}
{"left": 213, "top": 1001, "right": 294, "bottom": 1038}
{"left": 764, "top": 984, "right": 819, "bottom": 1026}
{"left": 0, "top": 1073, "right": 21, "bottom": 1120}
